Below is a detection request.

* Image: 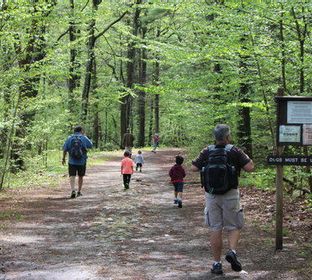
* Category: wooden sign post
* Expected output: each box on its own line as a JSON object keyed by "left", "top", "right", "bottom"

{"left": 275, "top": 147, "right": 284, "bottom": 250}
{"left": 270, "top": 96, "right": 312, "bottom": 250}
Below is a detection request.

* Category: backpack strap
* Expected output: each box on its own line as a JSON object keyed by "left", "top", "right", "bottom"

{"left": 207, "top": 145, "right": 215, "bottom": 151}
{"left": 71, "top": 135, "right": 80, "bottom": 143}
{"left": 225, "top": 144, "right": 234, "bottom": 152}
{"left": 208, "top": 144, "right": 233, "bottom": 152}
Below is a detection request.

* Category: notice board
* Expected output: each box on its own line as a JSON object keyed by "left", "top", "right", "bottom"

{"left": 276, "top": 96, "right": 312, "bottom": 146}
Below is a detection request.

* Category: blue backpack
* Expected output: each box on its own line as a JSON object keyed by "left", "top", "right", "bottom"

{"left": 200, "top": 144, "right": 238, "bottom": 194}
{"left": 69, "top": 136, "right": 85, "bottom": 160}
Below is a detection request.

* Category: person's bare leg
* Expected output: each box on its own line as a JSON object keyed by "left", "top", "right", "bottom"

{"left": 178, "top": 192, "right": 183, "bottom": 200}
{"left": 70, "top": 176, "right": 75, "bottom": 191}
{"left": 226, "top": 229, "right": 242, "bottom": 272}
{"left": 210, "top": 230, "right": 223, "bottom": 262}
{"left": 228, "top": 229, "right": 240, "bottom": 251}
{"left": 78, "top": 176, "right": 83, "bottom": 193}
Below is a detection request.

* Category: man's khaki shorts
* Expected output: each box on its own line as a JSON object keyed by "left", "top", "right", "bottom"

{"left": 204, "top": 188, "right": 244, "bottom": 231}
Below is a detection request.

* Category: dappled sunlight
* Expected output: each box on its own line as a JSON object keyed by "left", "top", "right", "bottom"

{"left": 0, "top": 149, "right": 311, "bottom": 279}
{"left": 1, "top": 234, "right": 44, "bottom": 244}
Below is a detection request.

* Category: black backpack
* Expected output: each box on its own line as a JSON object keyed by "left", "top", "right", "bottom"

{"left": 69, "top": 136, "right": 85, "bottom": 160}
{"left": 200, "top": 144, "right": 238, "bottom": 194}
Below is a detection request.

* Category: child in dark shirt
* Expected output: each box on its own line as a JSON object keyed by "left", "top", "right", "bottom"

{"left": 169, "top": 155, "right": 186, "bottom": 208}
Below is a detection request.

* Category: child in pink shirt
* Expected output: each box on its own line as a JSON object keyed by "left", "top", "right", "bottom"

{"left": 121, "top": 151, "right": 135, "bottom": 190}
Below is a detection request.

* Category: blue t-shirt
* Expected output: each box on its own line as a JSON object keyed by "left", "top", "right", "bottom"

{"left": 63, "top": 133, "right": 93, "bottom": 165}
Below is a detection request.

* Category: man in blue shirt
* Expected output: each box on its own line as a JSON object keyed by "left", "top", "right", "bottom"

{"left": 62, "top": 126, "right": 93, "bottom": 198}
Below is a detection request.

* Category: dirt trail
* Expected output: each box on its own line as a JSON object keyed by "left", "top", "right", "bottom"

{"left": 0, "top": 149, "right": 311, "bottom": 280}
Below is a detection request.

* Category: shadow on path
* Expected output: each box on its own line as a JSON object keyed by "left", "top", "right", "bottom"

{"left": 0, "top": 149, "right": 310, "bottom": 280}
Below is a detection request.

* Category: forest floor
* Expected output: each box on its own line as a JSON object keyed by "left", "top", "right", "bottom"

{"left": 0, "top": 148, "right": 312, "bottom": 280}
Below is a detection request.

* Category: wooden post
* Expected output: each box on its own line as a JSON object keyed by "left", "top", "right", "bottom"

{"left": 275, "top": 146, "right": 284, "bottom": 250}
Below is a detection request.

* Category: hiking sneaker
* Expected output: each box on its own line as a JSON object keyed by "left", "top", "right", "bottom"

{"left": 174, "top": 199, "right": 178, "bottom": 205}
{"left": 178, "top": 200, "right": 182, "bottom": 208}
{"left": 77, "top": 192, "right": 82, "bottom": 197}
{"left": 211, "top": 262, "right": 223, "bottom": 275}
{"left": 70, "top": 191, "right": 76, "bottom": 199}
{"left": 225, "top": 250, "right": 242, "bottom": 272}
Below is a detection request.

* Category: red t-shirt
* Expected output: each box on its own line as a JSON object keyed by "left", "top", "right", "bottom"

{"left": 121, "top": 157, "right": 135, "bottom": 174}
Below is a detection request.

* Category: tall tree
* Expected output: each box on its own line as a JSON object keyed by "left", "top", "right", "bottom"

{"left": 120, "top": 1, "right": 141, "bottom": 145}
{"left": 237, "top": 34, "right": 253, "bottom": 157}
{"left": 81, "top": 0, "right": 99, "bottom": 123}
{"left": 153, "top": 28, "right": 161, "bottom": 135}
{"left": 81, "top": 1, "right": 130, "bottom": 125}
{"left": 12, "top": 0, "right": 56, "bottom": 170}
{"left": 68, "top": 0, "right": 80, "bottom": 127}
{"left": 137, "top": 21, "right": 147, "bottom": 147}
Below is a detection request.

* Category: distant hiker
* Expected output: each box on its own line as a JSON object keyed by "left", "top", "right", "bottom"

{"left": 152, "top": 133, "right": 160, "bottom": 153}
{"left": 62, "top": 126, "right": 93, "bottom": 199}
{"left": 134, "top": 150, "right": 144, "bottom": 172}
{"left": 121, "top": 151, "right": 135, "bottom": 190}
{"left": 169, "top": 155, "right": 186, "bottom": 208}
{"left": 122, "top": 128, "right": 135, "bottom": 156}
{"left": 191, "top": 124, "right": 254, "bottom": 275}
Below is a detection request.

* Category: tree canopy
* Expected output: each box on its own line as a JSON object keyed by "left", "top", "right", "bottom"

{"left": 0, "top": 0, "right": 312, "bottom": 198}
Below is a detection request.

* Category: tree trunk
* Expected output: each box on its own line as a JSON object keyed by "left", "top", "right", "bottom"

{"left": 68, "top": 0, "right": 80, "bottom": 128}
{"left": 237, "top": 83, "right": 252, "bottom": 157}
{"left": 120, "top": 2, "right": 141, "bottom": 145}
{"left": 237, "top": 35, "right": 252, "bottom": 157}
{"left": 137, "top": 25, "right": 147, "bottom": 147}
{"left": 0, "top": 91, "right": 22, "bottom": 189}
{"left": 148, "top": 97, "right": 154, "bottom": 147}
{"left": 81, "top": 9, "right": 97, "bottom": 124}
{"left": 154, "top": 58, "right": 160, "bottom": 134}
{"left": 92, "top": 58, "right": 100, "bottom": 148}
{"left": 292, "top": 6, "right": 311, "bottom": 192}
{"left": 153, "top": 28, "right": 161, "bottom": 134}
{"left": 279, "top": 5, "right": 287, "bottom": 93}
{"left": 12, "top": 0, "right": 51, "bottom": 170}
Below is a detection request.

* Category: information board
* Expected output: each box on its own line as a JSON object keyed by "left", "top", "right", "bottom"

{"left": 287, "top": 101, "right": 312, "bottom": 124}
{"left": 276, "top": 96, "right": 312, "bottom": 146}
{"left": 303, "top": 124, "right": 312, "bottom": 145}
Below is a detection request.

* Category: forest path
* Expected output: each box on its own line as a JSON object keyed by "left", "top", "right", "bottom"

{"left": 0, "top": 148, "right": 311, "bottom": 280}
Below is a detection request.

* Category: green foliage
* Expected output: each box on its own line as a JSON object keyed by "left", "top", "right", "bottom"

{"left": 101, "top": 142, "right": 119, "bottom": 151}
{"left": 6, "top": 150, "right": 67, "bottom": 189}
{"left": 0, "top": 0, "right": 312, "bottom": 196}
{"left": 0, "top": 211, "right": 23, "bottom": 222}
{"left": 307, "top": 194, "right": 312, "bottom": 210}
{"left": 240, "top": 168, "right": 275, "bottom": 190}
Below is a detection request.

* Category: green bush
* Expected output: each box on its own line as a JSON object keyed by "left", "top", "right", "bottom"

{"left": 101, "top": 142, "right": 119, "bottom": 151}
{"left": 240, "top": 167, "right": 275, "bottom": 190}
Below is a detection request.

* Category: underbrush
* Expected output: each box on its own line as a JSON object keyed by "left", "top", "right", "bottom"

{"left": 240, "top": 167, "right": 275, "bottom": 190}
{"left": 1, "top": 149, "right": 119, "bottom": 190}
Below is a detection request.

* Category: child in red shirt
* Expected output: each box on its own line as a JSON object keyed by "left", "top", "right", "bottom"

{"left": 169, "top": 155, "right": 186, "bottom": 208}
{"left": 121, "top": 151, "right": 135, "bottom": 190}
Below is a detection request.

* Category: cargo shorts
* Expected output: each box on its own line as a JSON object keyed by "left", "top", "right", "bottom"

{"left": 204, "top": 188, "right": 244, "bottom": 231}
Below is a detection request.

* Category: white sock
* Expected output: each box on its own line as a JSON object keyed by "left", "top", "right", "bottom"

{"left": 70, "top": 176, "right": 76, "bottom": 191}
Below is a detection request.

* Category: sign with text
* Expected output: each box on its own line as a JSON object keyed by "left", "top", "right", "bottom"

{"left": 276, "top": 96, "right": 312, "bottom": 146}
{"left": 303, "top": 124, "right": 312, "bottom": 145}
{"left": 279, "top": 125, "right": 301, "bottom": 143}
{"left": 287, "top": 101, "right": 312, "bottom": 124}
{"left": 267, "top": 155, "right": 312, "bottom": 166}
